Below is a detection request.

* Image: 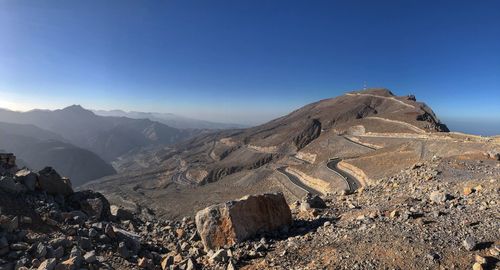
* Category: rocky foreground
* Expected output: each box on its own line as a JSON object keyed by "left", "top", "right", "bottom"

{"left": 1, "top": 152, "right": 499, "bottom": 270}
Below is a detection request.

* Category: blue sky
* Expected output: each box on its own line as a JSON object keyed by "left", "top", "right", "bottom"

{"left": 0, "top": 1, "right": 499, "bottom": 132}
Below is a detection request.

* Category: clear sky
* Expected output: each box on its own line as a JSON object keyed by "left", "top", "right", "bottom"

{"left": 0, "top": 1, "right": 499, "bottom": 132}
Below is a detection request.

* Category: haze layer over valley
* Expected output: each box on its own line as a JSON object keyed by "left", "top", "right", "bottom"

{"left": 0, "top": 106, "right": 210, "bottom": 185}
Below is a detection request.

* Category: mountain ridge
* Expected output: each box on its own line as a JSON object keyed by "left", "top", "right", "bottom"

{"left": 0, "top": 121, "right": 116, "bottom": 185}
{"left": 0, "top": 105, "right": 199, "bottom": 161}
{"left": 92, "top": 109, "right": 248, "bottom": 130}
{"left": 82, "top": 88, "right": 478, "bottom": 219}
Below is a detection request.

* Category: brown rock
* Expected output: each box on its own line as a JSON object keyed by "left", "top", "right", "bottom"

{"left": 161, "top": 255, "right": 174, "bottom": 270}
{"left": 176, "top": 228, "right": 185, "bottom": 238}
{"left": 472, "top": 262, "right": 483, "bottom": 270}
{"left": 463, "top": 187, "right": 474, "bottom": 196}
{"left": 66, "top": 191, "right": 111, "bottom": 220}
{"left": 474, "top": 255, "right": 486, "bottom": 264}
{"left": 54, "top": 257, "right": 76, "bottom": 270}
{"left": 195, "top": 193, "right": 292, "bottom": 250}
{"left": 110, "top": 205, "right": 134, "bottom": 220}
{"left": 38, "top": 167, "right": 73, "bottom": 196}
{"left": 105, "top": 223, "right": 116, "bottom": 238}
{"left": 137, "top": 257, "right": 152, "bottom": 269}
{"left": 37, "top": 258, "right": 56, "bottom": 270}
{"left": 174, "top": 253, "right": 183, "bottom": 263}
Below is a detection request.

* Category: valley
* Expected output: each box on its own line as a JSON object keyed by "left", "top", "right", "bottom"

{"left": 81, "top": 89, "right": 499, "bottom": 220}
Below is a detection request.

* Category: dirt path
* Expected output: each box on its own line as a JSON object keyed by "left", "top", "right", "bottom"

{"left": 365, "top": 116, "right": 426, "bottom": 133}
{"left": 342, "top": 136, "right": 378, "bottom": 150}
{"left": 346, "top": 93, "right": 416, "bottom": 109}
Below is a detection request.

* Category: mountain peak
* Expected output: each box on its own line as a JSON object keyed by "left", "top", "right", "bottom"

{"left": 349, "top": 88, "right": 394, "bottom": 97}
{"left": 62, "top": 104, "right": 85, "bottom": 111}
{"left": 60, "top": 105, "right": 95, "bottom": 116}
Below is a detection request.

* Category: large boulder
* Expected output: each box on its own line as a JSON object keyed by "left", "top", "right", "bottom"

{"left": 110, "top": 205, "right": 134, "bottom": 221}
{"left": 113, "top": 227, "right": 141, "bottom": 254}
{"left": 66, "top": 190, "right": 111, "bottom": 221}
{"left": 195, "top": 193, "right": 292, "bottom": 250}
{"left": 38, "top": 167, "right": 73, "bottom": 196}
{"left": 15, "top": 169, "right": 37, "bottom": 191}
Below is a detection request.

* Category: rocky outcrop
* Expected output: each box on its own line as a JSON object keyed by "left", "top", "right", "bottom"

{"left": 0, "top": 154, "right": 74, "bottom": 196}
{"left": 195, "top": 193, "right": 292, "bottom": 250}
{"left": 67, "top": 190, "right": 111, "bottom": 221}
{"left": 38, "top": 167, "right": 74, "bottom": 196}
{"left": 15, "top": 169, "right": 37, "bottom": 191}
{"left": 416, "top": 105, "right": 450, "bottom": 132}
{"left": 293, "top": 119, "right": 321, "bottom": 150}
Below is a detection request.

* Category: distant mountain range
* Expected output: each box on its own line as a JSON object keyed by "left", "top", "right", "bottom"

{"left": 0, "top": 105, "right": 204, "bottom": 186}
{"left": 0, "top": 121, "right": 116, "bottom": 186}
{"left": 82, "top": 88, "right": 456, "bottom": 218}
{"left": 0, "top": 105, "right": 199, "bottom": 161}
{"left": 92, "top": 109, "right": 248, "bottom": 130}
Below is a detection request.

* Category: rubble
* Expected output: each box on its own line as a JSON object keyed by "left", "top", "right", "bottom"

{"left": 1, "top": 153, "right": 499, "bottom": 270}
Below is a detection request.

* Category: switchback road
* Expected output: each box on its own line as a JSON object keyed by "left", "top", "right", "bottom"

{"left": 326, "top": 158, "right": 361, "bottom": 192}
{"left": 277, "top": 167, "right": 322, "bottom": 196}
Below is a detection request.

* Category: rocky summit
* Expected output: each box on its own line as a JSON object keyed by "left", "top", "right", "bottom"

{"left": 1, "top": 89, "right": 500, "bottom": 270}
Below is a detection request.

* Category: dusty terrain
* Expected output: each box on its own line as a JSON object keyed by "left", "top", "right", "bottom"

{"left": 1, "top": 152, "right": 498, "bottom": 270}
{"left": 1, "top": 89, "right": 499, "bottom": 270}
{"left": 82, "top": 89, "right": 498, "bottom": 219}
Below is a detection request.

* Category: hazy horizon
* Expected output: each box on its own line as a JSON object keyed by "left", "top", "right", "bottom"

{"left": 0, "top": 100, "right": 499, "bottom": 136}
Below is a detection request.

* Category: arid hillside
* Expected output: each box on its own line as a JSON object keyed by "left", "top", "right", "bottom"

{"left": 80, "top": 88, "right": 498, "bottom": 220}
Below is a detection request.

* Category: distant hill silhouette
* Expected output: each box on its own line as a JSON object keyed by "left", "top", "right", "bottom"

{"left": 0, "top": 121, "right": 115, "bottom": 186}
{"left": 0, "top": 106, "right": 199, "bottom": 161}
{"left": 93, "top": 109, "right": 247, "bottom": 129}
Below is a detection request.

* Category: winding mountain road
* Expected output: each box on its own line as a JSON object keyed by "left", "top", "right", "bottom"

{"left": 277, "top": 167, "right": 322, "bottom": 196}
{"left": 327, "top": 158, "right": 361, "bottom": 192}
{"left": 343, "top": 136, "right": 378, "bottom": 150}
{"left": 171, "top": 171, "right": 191, "bottom": 185}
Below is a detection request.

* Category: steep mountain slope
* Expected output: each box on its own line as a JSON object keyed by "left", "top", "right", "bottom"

{"left": 82, "top": 88, "right": 485, "bottom": 219}
{"left": 0, "top": 106, "right": 198, "bottom": 161}
{"left": 0, "top": 122, "right": 116, "bottom": 186}
{"left": 93, "top": 109, "right": 247, "bottom": 129}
